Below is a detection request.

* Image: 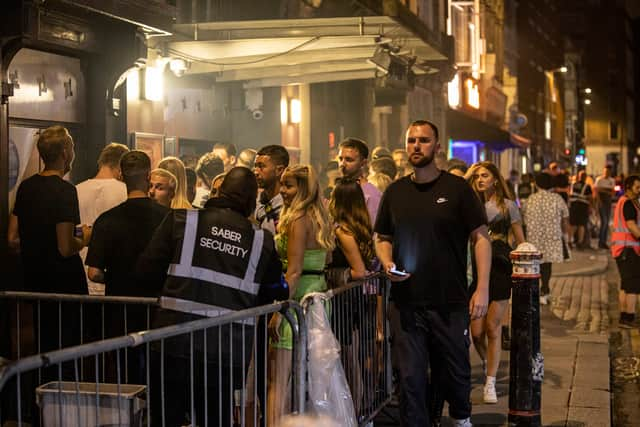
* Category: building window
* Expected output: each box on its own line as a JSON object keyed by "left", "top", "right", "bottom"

{"left": 449, "top": 1, "right": 477, "bottom": 66}
{"left": 610, "top": 121, "right": 619, "bottom": 140}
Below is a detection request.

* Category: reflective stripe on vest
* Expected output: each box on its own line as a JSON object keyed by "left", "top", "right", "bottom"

{"left": 167, "top": 209, "right": 265, "bottom": 296}
{"left": 610, "top": 195, "right": 640, "bottom": 257}
{"left": 570, "top": 182, "right": 590, "bottom": 204}
{"left": 160, "top": 296, "right": 255, "bottom": 324}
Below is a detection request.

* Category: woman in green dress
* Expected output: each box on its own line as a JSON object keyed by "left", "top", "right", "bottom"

{"left": 267, "top": 164, "right": 334, "bottom": 425}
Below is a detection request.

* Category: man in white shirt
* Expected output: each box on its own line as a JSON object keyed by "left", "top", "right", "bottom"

{"left": 76, "top": 143, "right": 129, "bottom": 293}
{"left": 254, "top": 145, "right": 289, "bottom": 234}
{"left": 595, "top": 165, "right": 616, "bottom": 249}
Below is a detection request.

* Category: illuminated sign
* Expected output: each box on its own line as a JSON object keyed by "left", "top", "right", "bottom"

{"left": 575, "top": 154, "right": 588, "bottom": 166}
{"left": 449, "top": 139, "right": 483, "bottom": 165}
{"left": 465, "top": 78, "right": 480, "bottom": 109}
{"left": 448, "top": 74, "right": 461, "bottom": 108}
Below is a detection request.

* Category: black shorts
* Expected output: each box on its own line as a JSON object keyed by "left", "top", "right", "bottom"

{"left": 569, "top": 202, "right": 589, "bottom": 226}
{"left": 616, "top": 248, "right": 640, "bottom": 294}
{"left": 470, "top": 262, "right": 512, "bottom": 302}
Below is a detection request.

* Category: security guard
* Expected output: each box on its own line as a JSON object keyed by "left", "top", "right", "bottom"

{"left": 138, "top": 166, "right": 286, "bottom": 426}
{"left": 611, "top": 175, "right": 640, "bottom": 328}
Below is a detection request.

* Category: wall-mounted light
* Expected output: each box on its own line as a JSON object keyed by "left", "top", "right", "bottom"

{"left": 559, "top": 66, "right": 568, "bottom": 73}
{"left": 584, "top": 88, "right": 592, "bottom": 94}
{"left": 290, "top": 98, "right": 301, "bottom": 124}
{"left": 584, "top": 99, "right": 592, "bottom": 105}
{"left": 145, "top": 66, "right": 163, "bottom": 101}
{"left": 280, "top": 97, "right": 302, "bottom": 124}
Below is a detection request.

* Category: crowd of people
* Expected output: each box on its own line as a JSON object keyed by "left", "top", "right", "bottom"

{"left": 6, "top": 121, "right": 640, "bottom": 426}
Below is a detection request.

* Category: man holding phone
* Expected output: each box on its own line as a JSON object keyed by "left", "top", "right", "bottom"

{"left": 374, "top": 120, "right": 491, "bottom": 427}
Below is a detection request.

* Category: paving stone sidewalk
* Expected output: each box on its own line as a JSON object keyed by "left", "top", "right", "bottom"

{"left": 467, "top": 249, "right": 611, "bottom": 427}
{"left": 376, "top": 249, "right": 612, "bottom": 426}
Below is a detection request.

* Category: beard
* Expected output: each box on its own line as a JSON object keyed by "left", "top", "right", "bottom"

{"left": 340, "top": 167, "right": 359, "bottom": 180}
{"left": 409, "top": 152, "right": 434, "bottom": 168}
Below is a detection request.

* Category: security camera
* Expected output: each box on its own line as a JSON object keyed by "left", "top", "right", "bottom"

{"left": 252, "top": 109, "right": 264, "bottom": 120}
{"left": 169, "top": 59, "right": 189, "bottom": 77}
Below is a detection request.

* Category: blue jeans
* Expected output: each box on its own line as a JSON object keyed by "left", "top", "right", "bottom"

{"left": 599, "top": 203, "right": 611, "bottom": 246}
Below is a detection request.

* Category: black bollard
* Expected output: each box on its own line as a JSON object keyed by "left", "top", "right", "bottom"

{"left": 508, "top": 244, "right": 543, "bottom": 427}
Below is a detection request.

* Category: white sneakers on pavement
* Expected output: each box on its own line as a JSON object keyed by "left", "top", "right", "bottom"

{"left": 453, "top": 417, "right": 473, "bottom": 427}
{"left": 483, "top": 376, "right": 498, "bottom": 404}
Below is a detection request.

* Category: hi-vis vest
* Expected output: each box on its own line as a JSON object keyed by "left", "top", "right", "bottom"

{"left": 160, "top": 209, "right": 271, "bottom": 323}
{"left": 611, "top": 195, "right": 640, "bottom": 258}
{"left": 570, "top": 182, "right": 590, "bottom": 205}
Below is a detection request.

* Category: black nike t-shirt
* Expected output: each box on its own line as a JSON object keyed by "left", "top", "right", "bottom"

{"left": 374, "top": 172, "right": 487, "bottom": 310}
{"left": 86, "top": 198, "right": 170, "bottom": 296}
{"left": 13, "top": 174, "right": 87, "bottom": 294}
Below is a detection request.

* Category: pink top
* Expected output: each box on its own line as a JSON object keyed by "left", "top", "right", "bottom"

{"left": 361, "top": 181, "right": 382, "bottom": 225}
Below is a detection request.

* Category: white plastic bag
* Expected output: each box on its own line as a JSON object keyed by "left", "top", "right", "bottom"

{"left": 305, "top": 294, "right": 357, "bottom": 427}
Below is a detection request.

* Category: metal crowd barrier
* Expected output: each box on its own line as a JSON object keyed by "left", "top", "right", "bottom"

{"left": 0, "top": 275, "right": 391, "bottom": 426}
{"left": 0, "top": 300, "right": 307, "bottom": 427}
{"left": 0, "top": 291, "right": 161, "bottom": 384}
{"left": 303, "top": 273, "right": 392, "bottom": 426}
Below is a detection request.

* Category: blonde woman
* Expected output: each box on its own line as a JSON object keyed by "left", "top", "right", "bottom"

{"left": 267, "top": 164, "right": 334, "bottom": 425}
{"left": 465, "top": 161, "right": 525, "bottom": 404}
{"left": 158, "top": 156, "right": 192, "bottom": 209}
{"left": 149, "top": 168, "right": 177, "bottom": 209}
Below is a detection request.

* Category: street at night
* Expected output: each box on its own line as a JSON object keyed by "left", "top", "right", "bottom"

{"left": 2, "top": 1, "right": 640, "bottom": 426}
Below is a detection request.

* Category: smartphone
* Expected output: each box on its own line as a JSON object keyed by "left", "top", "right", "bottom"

{"left": 389, "top": 267, "right": 408, "bottom": 276}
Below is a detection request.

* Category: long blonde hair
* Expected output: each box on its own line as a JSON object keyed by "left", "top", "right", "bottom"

{"left": 465, "top": 161, "right": 513, "bottom": 214}
{"left": 158, "top": 156, "right": 192, "bottom": 209}
{"left": 277, "top": 165, "right": 334, "bottom": 251}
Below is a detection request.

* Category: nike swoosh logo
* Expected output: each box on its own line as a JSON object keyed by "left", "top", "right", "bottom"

{"left": 436, "top": 197, "right": 448, "bottom": 204}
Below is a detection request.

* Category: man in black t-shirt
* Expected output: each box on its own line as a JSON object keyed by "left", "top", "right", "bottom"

{"left": 86, "top": 151, "right": 169, "bottom": 298}
{"left": 8, "top": 126, "right": 91, "bottom": 293}
{"left": 374, "top": 120, "right": 491, "bottom": 427}
{"left": 86, "top": 150, "right": 169, "bottom": 383}
{"left": 7, "top": 126, "right": 91, "bottom": 380}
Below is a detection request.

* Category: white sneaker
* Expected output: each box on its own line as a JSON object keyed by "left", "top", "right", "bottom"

{"left": 453, "top": 417, "right": 472, "bottom": 427}
{"left": 483, "top": 382, "right": 498, "bottom": 404}
{"left": 539, "top": 294, "right": 549, "bottom": 305}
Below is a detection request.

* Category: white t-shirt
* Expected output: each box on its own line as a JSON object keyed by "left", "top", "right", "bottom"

{"left": 76, "top": 178, "right": 127, "bottom": 225}
{"left": 595, "top": 175, "right": 615, "bottom": 191}
{"left": 76, "top": 178, "right": 127, "bottom": 295}
{"left": 193, "top": 186, "right": 210, "bottom": 209}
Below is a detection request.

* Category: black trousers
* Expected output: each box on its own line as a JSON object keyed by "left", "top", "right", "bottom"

{"left": 389, "top": 303, "right": 471, "bottom": 426}
{"left": 151, "top": 352, "right": 246, "bottom": 427}
{"left": 540, "top": 263, "right": 552, "bottom": 295}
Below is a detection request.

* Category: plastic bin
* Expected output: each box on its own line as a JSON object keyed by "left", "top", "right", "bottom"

{"left": 36, "top": 381, "right": 146, "bottom": 427}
